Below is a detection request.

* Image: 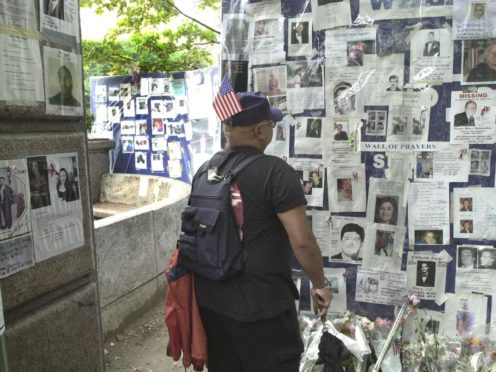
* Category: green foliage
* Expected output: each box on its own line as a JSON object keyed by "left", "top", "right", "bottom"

{"left": 81, "top": 0, "right": 219, "bottom": 129}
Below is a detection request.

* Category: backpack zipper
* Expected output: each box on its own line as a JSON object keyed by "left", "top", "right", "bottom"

{"left": 190, "top": 194, "right": 224, "bottom": 200}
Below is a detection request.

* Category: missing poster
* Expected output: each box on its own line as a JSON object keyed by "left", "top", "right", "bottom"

{"left": 355, "top": 268, "right": 407, "bottom": 306}
{"left": 40, "top": 0, "right": 81, "bottom": 42}
{"left": 406, "top": 251, "right": 449, "bottom": 304}
{"left": 450, "top": 89, "right": 496, "bottom": 144}
{"left": 452, "top": 187, "right": 496, "bottom": 240}
{"left": 0, "top": 35, "right": 44, "bottom": 103}
{"left": 453, "top": 0, "right": 496, "bottom": 39}
{"left": 327, "top": 164, "right": 366, "bottom": 212}
{"left": 289, "top": 160, "right": 325, "bottom": 207}
{"left": 0, "top": 159, "right": 35, "bottom": 277}
{"left": 455, "top": 245, "right": 496, "bottom": 295}
{"left": 28, "top": 153, "right": 84, "bottom": 262}
{"left": 43, "top": 47, "right": 83, "bottom": 116}
{"left": 408, "top": 181, "right": 450, "bottom": 245}
{"left": 311, "top": 0, "right": 351, "bottom": 30}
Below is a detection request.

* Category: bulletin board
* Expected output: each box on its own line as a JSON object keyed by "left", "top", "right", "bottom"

{"left": 89, "top": 73, "right": 194, "bottom": 183}
{"left": 221, "top": 0, "right": 496, "bottom": 357}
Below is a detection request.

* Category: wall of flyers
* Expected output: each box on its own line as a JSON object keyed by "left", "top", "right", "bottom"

{"left": 223, "top": 0, "right": 496, "bottom": 341}
{"left": 89, "top": 70, "right": 221, "bottom": 183}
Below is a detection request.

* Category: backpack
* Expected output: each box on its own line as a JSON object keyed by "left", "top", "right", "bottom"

{"left": 178, "top": 148, "right": 265, "bottom": 281}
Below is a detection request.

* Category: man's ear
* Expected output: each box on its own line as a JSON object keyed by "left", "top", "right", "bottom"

{"left": 254, "top": 124, "right": 265, "bottom": 140}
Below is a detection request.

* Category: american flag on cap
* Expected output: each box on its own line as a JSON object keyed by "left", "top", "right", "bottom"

{"left": 213, "top": 74, "right": 242, "bottom": 121}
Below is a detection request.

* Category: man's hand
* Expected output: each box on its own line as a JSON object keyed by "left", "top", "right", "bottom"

{"left": 311, "top": 287, "right": 333, "bottom": 317}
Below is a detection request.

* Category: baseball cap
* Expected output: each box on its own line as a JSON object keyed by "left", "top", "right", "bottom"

{"left": 224, "top": 92, "right": 283, "bottom": 127}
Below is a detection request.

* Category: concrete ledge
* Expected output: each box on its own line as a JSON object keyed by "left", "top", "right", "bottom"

{"left": 94, "top": 175, "right": 189, "bottom": 335}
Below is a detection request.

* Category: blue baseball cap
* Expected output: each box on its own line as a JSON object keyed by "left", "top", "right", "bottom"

{"left": 224, "top": 92, "right": 283, "bottom": 127}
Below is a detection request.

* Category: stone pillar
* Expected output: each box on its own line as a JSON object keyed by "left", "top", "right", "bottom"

{"left": 88, "top": 139, "right": 116, "bottom": 203}
{"left": 0, "top": 2, "right": 104, "bottom": 372}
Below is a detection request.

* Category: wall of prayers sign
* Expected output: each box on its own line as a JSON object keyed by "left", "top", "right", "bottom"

{"left": 222, "top": 0, "right": 496, "bottom": 346}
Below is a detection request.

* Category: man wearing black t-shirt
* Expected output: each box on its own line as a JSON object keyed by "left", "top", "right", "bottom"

{"left": 194, "top": 92, "right": 332, "bottom": 372}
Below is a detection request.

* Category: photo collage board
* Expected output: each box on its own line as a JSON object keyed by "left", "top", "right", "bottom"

{"left": 223, "top": 0, "right": 496, "bottom": 343}
{"left": 89, "top": 73, "right": 194, "bottom": 183}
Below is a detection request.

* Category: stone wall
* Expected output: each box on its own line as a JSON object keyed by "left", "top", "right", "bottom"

{"left": 0, "top": 128, "right": 104, "bottom": 371}
{"left": 93, "top": 176, "right": 189, "bottom": 338}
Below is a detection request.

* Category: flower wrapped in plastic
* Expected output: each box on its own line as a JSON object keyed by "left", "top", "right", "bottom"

{"left": 299, "top": 314, "right": 371, "bottom": 372}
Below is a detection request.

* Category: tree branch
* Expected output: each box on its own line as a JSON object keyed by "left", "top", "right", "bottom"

{"left": 164, "top": 0, "right": 220, "bottom": 35}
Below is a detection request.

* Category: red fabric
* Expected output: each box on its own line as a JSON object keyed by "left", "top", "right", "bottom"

{"left": 164, "top": 249, "right": 208, "bottom": 370}
{"left": 230, "top": 182, "right": 244, "bottom": 239}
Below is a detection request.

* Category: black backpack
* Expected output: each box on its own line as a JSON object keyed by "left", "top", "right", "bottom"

{"left": 178, "top": 148, "right": 265, "bottom": 281}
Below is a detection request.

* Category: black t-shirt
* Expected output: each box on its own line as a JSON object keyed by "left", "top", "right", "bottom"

{"left": 194, "top": 147, "right": 307, "bottom": 322}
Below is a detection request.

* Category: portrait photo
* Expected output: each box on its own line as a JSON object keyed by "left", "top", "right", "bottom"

{"left": 0, "top": 167, "right": 26, "bottom": 231}
{"left": 152, "top": 118, "right": 165, "bottom": 135}
{"left": 331, "top": 222, "right": 364, "bottom": 262}
{"left": 346, "top": 40, "right": 375, "bottom": 67}
{"left": 478, "top": 248, "right": 496, "bottom": 269}
{"left": 337, "top": 178, "right": 353, "bottom": 202}
{"left": 44, "top": 0, "right": 64, "bottom": 20}
{"left": 416, "top": 152, "right": 433, "bottom": 179}
{"left": 333, "top": 81, "right": 355, "bottom": 115}
{"left": 459, "top": 197, "right": 473, "bottom": 212}
{"left": 374, "top": 195, "right": 399, "bottom": 225}
{"left": 254, "top": 66, "right": 287, "bottom": 96}
{"left": 334, "top": 121, "right": 349, "bottom": 141}
{"left": 416, "top": 261, "right": 436, "bottom": 287}
{"left": 309, "top": 170, "right": 323, "bottom": 188}
{"left": 414, "top": 230, "right": 442, "bottom": 245}
{"left": 52, "top": 156, "right": 80, "bottom": 203}
{"left": 290, "top": 22, "right": 309, "bottom": 45}
{"left": 374, "top": 230, "right": 395, "bottom": 257}
{"left": 463, "top": 38, "right": 496, "bottom": 84}
{"left": 122, "top": 137, "right": 135, "bottom": 154}
{"left": 306, "top": 118, "right": 322, "bottom": 138}
{"left": 27, "top": 156, "right": 51, "bottom": 210}
{"left": 458, "top": 246, "right": 477, "bottom": 269}
{"left": 459, "top": 219, "right": 473, "bottom": 234}
{"left": 46, "top": 62, "right": 82, "bottom": 108}
{"left": 275, "top": 125, "right": 286, "bottom": 141}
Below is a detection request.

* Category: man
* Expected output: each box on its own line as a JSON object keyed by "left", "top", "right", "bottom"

{"left": 291, "top": 23, "right": 308, "bottom": 44}
{"left": 48, "top": 66, "right": 81, "bottom": 107}
{"left": 334, "top": 123, "right": 348, "bottom": 141}
{"left": 478, "top": 249, "right": 496, "bottom": 269}
{"left": 458, "top": 247, "right": 476, "bottom": 269}
{"left": 467, "top": 42, "right": 496, "bottom": 82}
{"left": 454, "top": 101, "right": 477, "bottom": 126}
{"left": 423, "top": 32, "right": 440, "bottom": 57}
{"left": 386, "top": 75, "right": 402, "bottom": 91}
{"left": 416, "top": 261, "right": 435, "bottom": 287}
{"left": 195, "top": 92, "right": 332, "bottom": 371}
{"left": 0, "top": 177, "right": 14, "bottom": 230}
{"left": 44, "top": 0, "right": 64, "bottom": 19}
{"left": 331, "top": 223, "right": 364, "bottom": 261}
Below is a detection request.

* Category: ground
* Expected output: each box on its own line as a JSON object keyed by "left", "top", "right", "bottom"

{"left": 104, "top": 300, "right": 196, "bottom": 372}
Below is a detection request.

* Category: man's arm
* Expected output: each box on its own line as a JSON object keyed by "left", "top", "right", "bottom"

{"left": 278, "top": 205, "right": 332, "bottom": 316}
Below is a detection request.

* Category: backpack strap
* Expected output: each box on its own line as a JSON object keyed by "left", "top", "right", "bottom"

{"left": 228, "top": 152, "right": 265, "bottom": 180}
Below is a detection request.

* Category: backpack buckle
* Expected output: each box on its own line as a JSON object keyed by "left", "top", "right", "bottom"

{"left": 196, "top": 224, "right": 207, "bottom": 236}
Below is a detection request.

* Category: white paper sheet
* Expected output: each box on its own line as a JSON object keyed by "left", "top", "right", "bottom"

{"left": 0, "top": 35, "right": 44, "bottom": 103}
{"left": 408, "top": 181, "right": 450, "bottom": 245}
{"left": 355, "top": 268, "right": 407, "bottom": 306}
{"left": 29, "top": 153, "right": 84, "bottom": 262}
